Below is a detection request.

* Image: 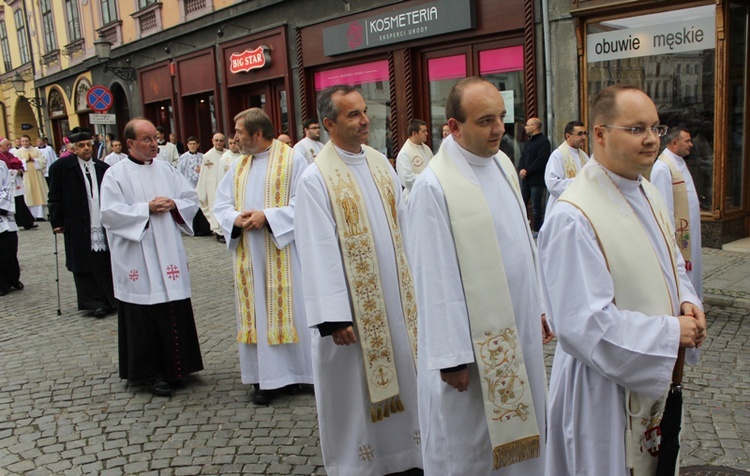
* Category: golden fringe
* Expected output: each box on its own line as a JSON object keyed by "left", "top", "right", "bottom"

{"left": 370, "top": 396, "right": 405, "bottom": 423}
{"left": 492, "top": 436, "right": 540, "bottom": 470}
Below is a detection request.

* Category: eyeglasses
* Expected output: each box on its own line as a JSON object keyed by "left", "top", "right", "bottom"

{"left": 599, "top": 124, "right": 668, "bottom": 137}
{"left": 574, "top": 131, "right": 589, "bottom": 136}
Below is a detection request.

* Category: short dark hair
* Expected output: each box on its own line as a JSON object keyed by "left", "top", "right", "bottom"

{"left": 156, "top": 126, "right": 166, "bottom": 134}
{"left": 234, "top": 108, "right": 275, "bottom": 140}
{"left": 564, "top": 120, "right": 585, "bottom": 137}
{"left": 317, "top": 85, "right": 357, "bottom": 132}
{"left": 664, "top": 126, "right": 688, "bottom": 144}
{"left": 445, "top": 77, "right": 495, "bottom": 123}
{"left": 187, "top": 136, "right": 199, "bottom": 143}
{"left": 106, "top": 133, "right": 115, "bottom": 141}
{"left": 407, "top": 119, "right": 427, "bottom": 136}
{"left": 590, "top": 84, "right": 642, "bottom": 127}
{"left": 302, "top": 118, "right": 319, "bottom": 130}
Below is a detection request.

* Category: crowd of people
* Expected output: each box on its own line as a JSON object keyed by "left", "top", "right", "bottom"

{"left": 0, "top": 78, "right": 711, "bottom": 475}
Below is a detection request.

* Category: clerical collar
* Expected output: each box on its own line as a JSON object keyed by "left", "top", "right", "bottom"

{"left": 593, "top": 158, "right": 642, "bottom": 192}
{"left": 453, "top": 139, "right": 495, "bottom": 167}
{"left": 333, "top": 144, "right": 367, "bottom": 165}
{"left": 128, "top": 156, "right": 152, "bottom": 165}
{"left": 38, "top": 145, "right": 46, "bottom": 149}
{"left": 77, "top": 157, "right": 93, "bottom": 165}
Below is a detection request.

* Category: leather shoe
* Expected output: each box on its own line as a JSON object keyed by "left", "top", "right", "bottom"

{"left": 151, "top": 381, "right": 173, "bottom": 397}
{"left": 284, "top": 384, "right": 303, "bottom": 395}
{"left": 0, "top": 288, "right": 8, "bottom": 296}
{"left": 12, "top": 281, "right": 24, "bottom": 290}
{"left": 216, "top": 234, "right": 226, "bottom": 243}
{"left": 93, "top": 308, "right": 107, "bottom": 318}
{"left": 253, "top": 388, "right": 274, "bottom": 405}
{"left": 24, "top": 224, "right": 38, "bottom": 230}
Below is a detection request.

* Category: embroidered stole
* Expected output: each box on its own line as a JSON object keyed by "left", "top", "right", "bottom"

{"left": 430, "top": 140, "right": 540, "bottom": 470}
{"left": 558, "top": 142, "right": 587, "bottom": 178}
{"left": 656, "top": 151, "right": 691, "bottom": 262}
{"left": 234, "top": 140, "right": 298, "bottom": 345}
{"left": 560, "top": 162, "right": 679, "bottom": 475}
{"left": 316, "top": 142, "right": 418, "bottom": 422}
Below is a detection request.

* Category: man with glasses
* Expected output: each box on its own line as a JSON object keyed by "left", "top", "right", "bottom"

{"left": 649, "top": 126, "right": 703, "bottom": 302}
{"left": 538, "top": 85, "right": 706, "bottom": 475}
{"left": 517, "top": 117, "right": 551, "bottom": 237}
{"left": 292, "top": 119, "right": 325, "bottom": 163}
{"left": 543, "top": 120, "right": 589, "bottom": 214}
{"left": 100, "top": 118, "right": 204, "bottom": 397}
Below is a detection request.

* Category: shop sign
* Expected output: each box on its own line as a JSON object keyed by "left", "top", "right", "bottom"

{"left": 587, "top": 15, "right": 715, "bottom": 63}
{"left": 89, "top": 114, "right": 117, "bottom": 125}
{"left": 323, "top": 0, "right": 475, "bottom": 56}
{"left": 230, "top": 46, "right": 271, "bottom": 74}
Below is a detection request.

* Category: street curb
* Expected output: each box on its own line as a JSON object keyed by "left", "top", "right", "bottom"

{"left": 704, "top": 292, "right": 750, "bottom": 310}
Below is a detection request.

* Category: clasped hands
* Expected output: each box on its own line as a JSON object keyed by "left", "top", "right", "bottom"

{"left": 233, "top": 210, "right": 267, "bottom": 231}
{"left": 677, "top": 301, "right": 707, "bottom": 349}
{"left": 148, "top": 196, "right": 176, "bottom": 214}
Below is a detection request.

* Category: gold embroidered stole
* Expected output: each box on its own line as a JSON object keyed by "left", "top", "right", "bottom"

{"left": 430, "top": 143, "right": 540, "bottom": 470}
{"left": 558, "top": 142, "right": 588, "bottom": 178}
{"left": 560, "top": 163, "right": 679, "bottom": 475}
{"left": 234, "top": 140, "right": 298, "bottom": 345}
{"left": 316, "top": 142, "right": 418, "bottom": 422}
{"left": 657, "top": 151, "right": 691, "bottom": 262}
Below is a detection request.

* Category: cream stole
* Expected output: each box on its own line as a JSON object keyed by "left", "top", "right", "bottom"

{"left": 316, "top": 142, "right": 418, "bottom": 422}
{"left": 657, "top": 151, "right": 692, "bottom": 262}
{"left": 400, "top": 139, "right": 431, "bottom": 175}
{"left": 558, "top": 141, "right": 588, "bottom": 178}
{"left": 560, "top": 162, "right": 679, "bottom": 475}
{"left": 234, "top": 140, "right": 298, "bottom": 345}
{"left": 430, "top": 138, "right": 540, "bottom": 470}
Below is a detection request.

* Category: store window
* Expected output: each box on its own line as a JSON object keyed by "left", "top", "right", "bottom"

{"left": 428, "top": 55, "right": 466, "bottom": 151}
{"left": 314, "top": 60, "right": 391, "bottom": 157}
{"left": 727, "top": 2, "right": 747, "bottom": 211}
{"left": 587, "top": 6, "right": 716, "bottom": 211}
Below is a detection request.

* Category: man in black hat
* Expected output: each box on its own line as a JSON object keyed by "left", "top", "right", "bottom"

{"left": 48, "top": 127, "right": 117, "bottom": 318}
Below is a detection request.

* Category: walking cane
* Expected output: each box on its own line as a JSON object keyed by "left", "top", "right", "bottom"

{"left": 54, "top": 231, "right": 62, "bottom": 316}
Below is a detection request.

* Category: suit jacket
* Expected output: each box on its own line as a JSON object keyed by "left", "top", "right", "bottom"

{"left": 48, "top": 155, "right": 110, "bottom": 273}
{"left": 517, "top": 133, "right": 551, "bottom": 186}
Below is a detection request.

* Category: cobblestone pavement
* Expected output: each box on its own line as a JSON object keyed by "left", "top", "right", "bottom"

{"left": 1, "top": 223, "right": 748, "bottom": 474}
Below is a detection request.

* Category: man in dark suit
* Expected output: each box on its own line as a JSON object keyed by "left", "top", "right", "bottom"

{"left": 48, "top": 127, "right": 116, "bottom": 318}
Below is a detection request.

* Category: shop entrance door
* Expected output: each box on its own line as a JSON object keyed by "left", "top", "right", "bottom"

{"left": 227, "top": 80, "right": 289, "bottom": 139}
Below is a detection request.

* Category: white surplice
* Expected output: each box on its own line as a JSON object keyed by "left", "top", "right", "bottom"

{"left": 178, "top": 151, "right": 203, "bottom": 188}
{"left": 0, "top": 161, "right": 18, "bottom": 233}
{"left": 650, "top": 150, "right": 703, "bottom": 300}
{"left": 213, "top": 148, "right": 313, "bottom": 389}
{"left": 196, "top": 148, "right": 227, "bottom": 235}
{"left": 294, "top": 146, "right": 422, "bottom": 476}
{"left": 396, "top": 139, "right": 433, "bottom": 202}
{"left": 104, "top": 152, "right": 128, "bottom": 166}
{"left": 406, "top": 140, "right": 547, "bottom": 476}
{"left": 100, "top": 159, "right": 199, "bottom": 305}
{"left": 538, "top": 161, "right": 700, "bottom": 476}
{"left": 292, "top": 137, "right": 324, "bottom": 164}
{"left": 543, "top": 144, "right": 589, "bottom": 215}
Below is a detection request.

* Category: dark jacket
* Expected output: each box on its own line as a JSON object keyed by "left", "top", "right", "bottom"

{"left": 517, "top": 133, "right": 551, "bottom": 186}
{"left": 48, "top": 155, "right": 110, "bottom": 273}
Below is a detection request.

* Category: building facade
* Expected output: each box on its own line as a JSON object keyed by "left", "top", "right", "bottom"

{"left": 1, "top": 0, "right": 747, "bottom": 245}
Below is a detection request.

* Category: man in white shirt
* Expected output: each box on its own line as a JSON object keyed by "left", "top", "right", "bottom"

{"left": 155, "top": 127, "right": 179, "bottom": 166}
{"left": 195, "top": 133, "right": 227, "bottom": 242}
{"left": 104, "top": 140, "right": 127, "bottom": 166}
{"left": 543, "top": 120, "right": 589, "bottom": 214}
{"left": 295, "top": 85, "right": 422, "bottom": 476}
{"left": 292, "top": 119, "right": 325, "bottom": 163}
{"left": 538, "top": 84, "right": 706, "bottom": 476}
{"left": 396, "top": 119, "right": 433, "bottom": 202}
{"left": 100, "top": 118, "right": 203, "bottom": 397}
{"left": 213, "top": 108, "right": 312, "bottom": 406}
{"left": 649, "top": 126, "right": 703, "bottom": 301}
{"left": 36, "top": 137, "right": 58, "bottom": 184}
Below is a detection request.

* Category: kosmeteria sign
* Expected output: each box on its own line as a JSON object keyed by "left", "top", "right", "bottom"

{"left": 587, "top": 15, "right": 715, "bottom": 63}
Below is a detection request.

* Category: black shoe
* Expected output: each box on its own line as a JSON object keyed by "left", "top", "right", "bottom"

{"left": 24, "top": 224, "right": 39, "bottom": 230}
{"left": 0, "top": 288, "right": 8, "bottom": 297}
{"left": 93, "top": 308, "right": 107, "bottom": 318}
{"left": 11, "top": 281, "right": 24, "bottom": 290}
{"left": 151, "top": 381, "right": 173, "bottom": 397}
{"left": 216, "top": 234, "right": 226, "bottom": 243}
{"left": 253, "top": 388, "right": 274, "bottom": 405}
{"left": 35, "top": 217, "right": 46, "bottom": 222}
{"left": 284, "top": 384, "right": 303, "bottom": 395}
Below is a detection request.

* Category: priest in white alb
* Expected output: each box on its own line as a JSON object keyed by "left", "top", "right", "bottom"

{"left": 295, "top": 85, "right": 422, "bottom": 476}
{"left": 196, "top": 133, "right": 228, "bottom": 242}
{"left": 543, "top": 120, "right": 589, "bottom": 214}
{"left": 649, "top": 126, "right": 703, "bottom": 301}
{"left": 396, "top": 119, "right": 433, "bottom": 202}
{"left": 16, "top": 135, "right": 47, "bottom": 219}
{"left": 100, "top": 118, "right": 204, "bottom": 398}
{"left": 213, "top": 108, "right": 312, "bottom": 406}
{"left": 407, "top": 77, "right": 550, "bottom": 475}
{"left": 538, "top": 85, "right": 706, "bottom": 476}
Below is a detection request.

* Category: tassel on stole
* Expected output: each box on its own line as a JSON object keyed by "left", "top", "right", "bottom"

{"left": 370, "top": 396, "right": 405, "bottom": 423}
{"left": 492, "top": 435, "right": 540, "bottom": 470}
